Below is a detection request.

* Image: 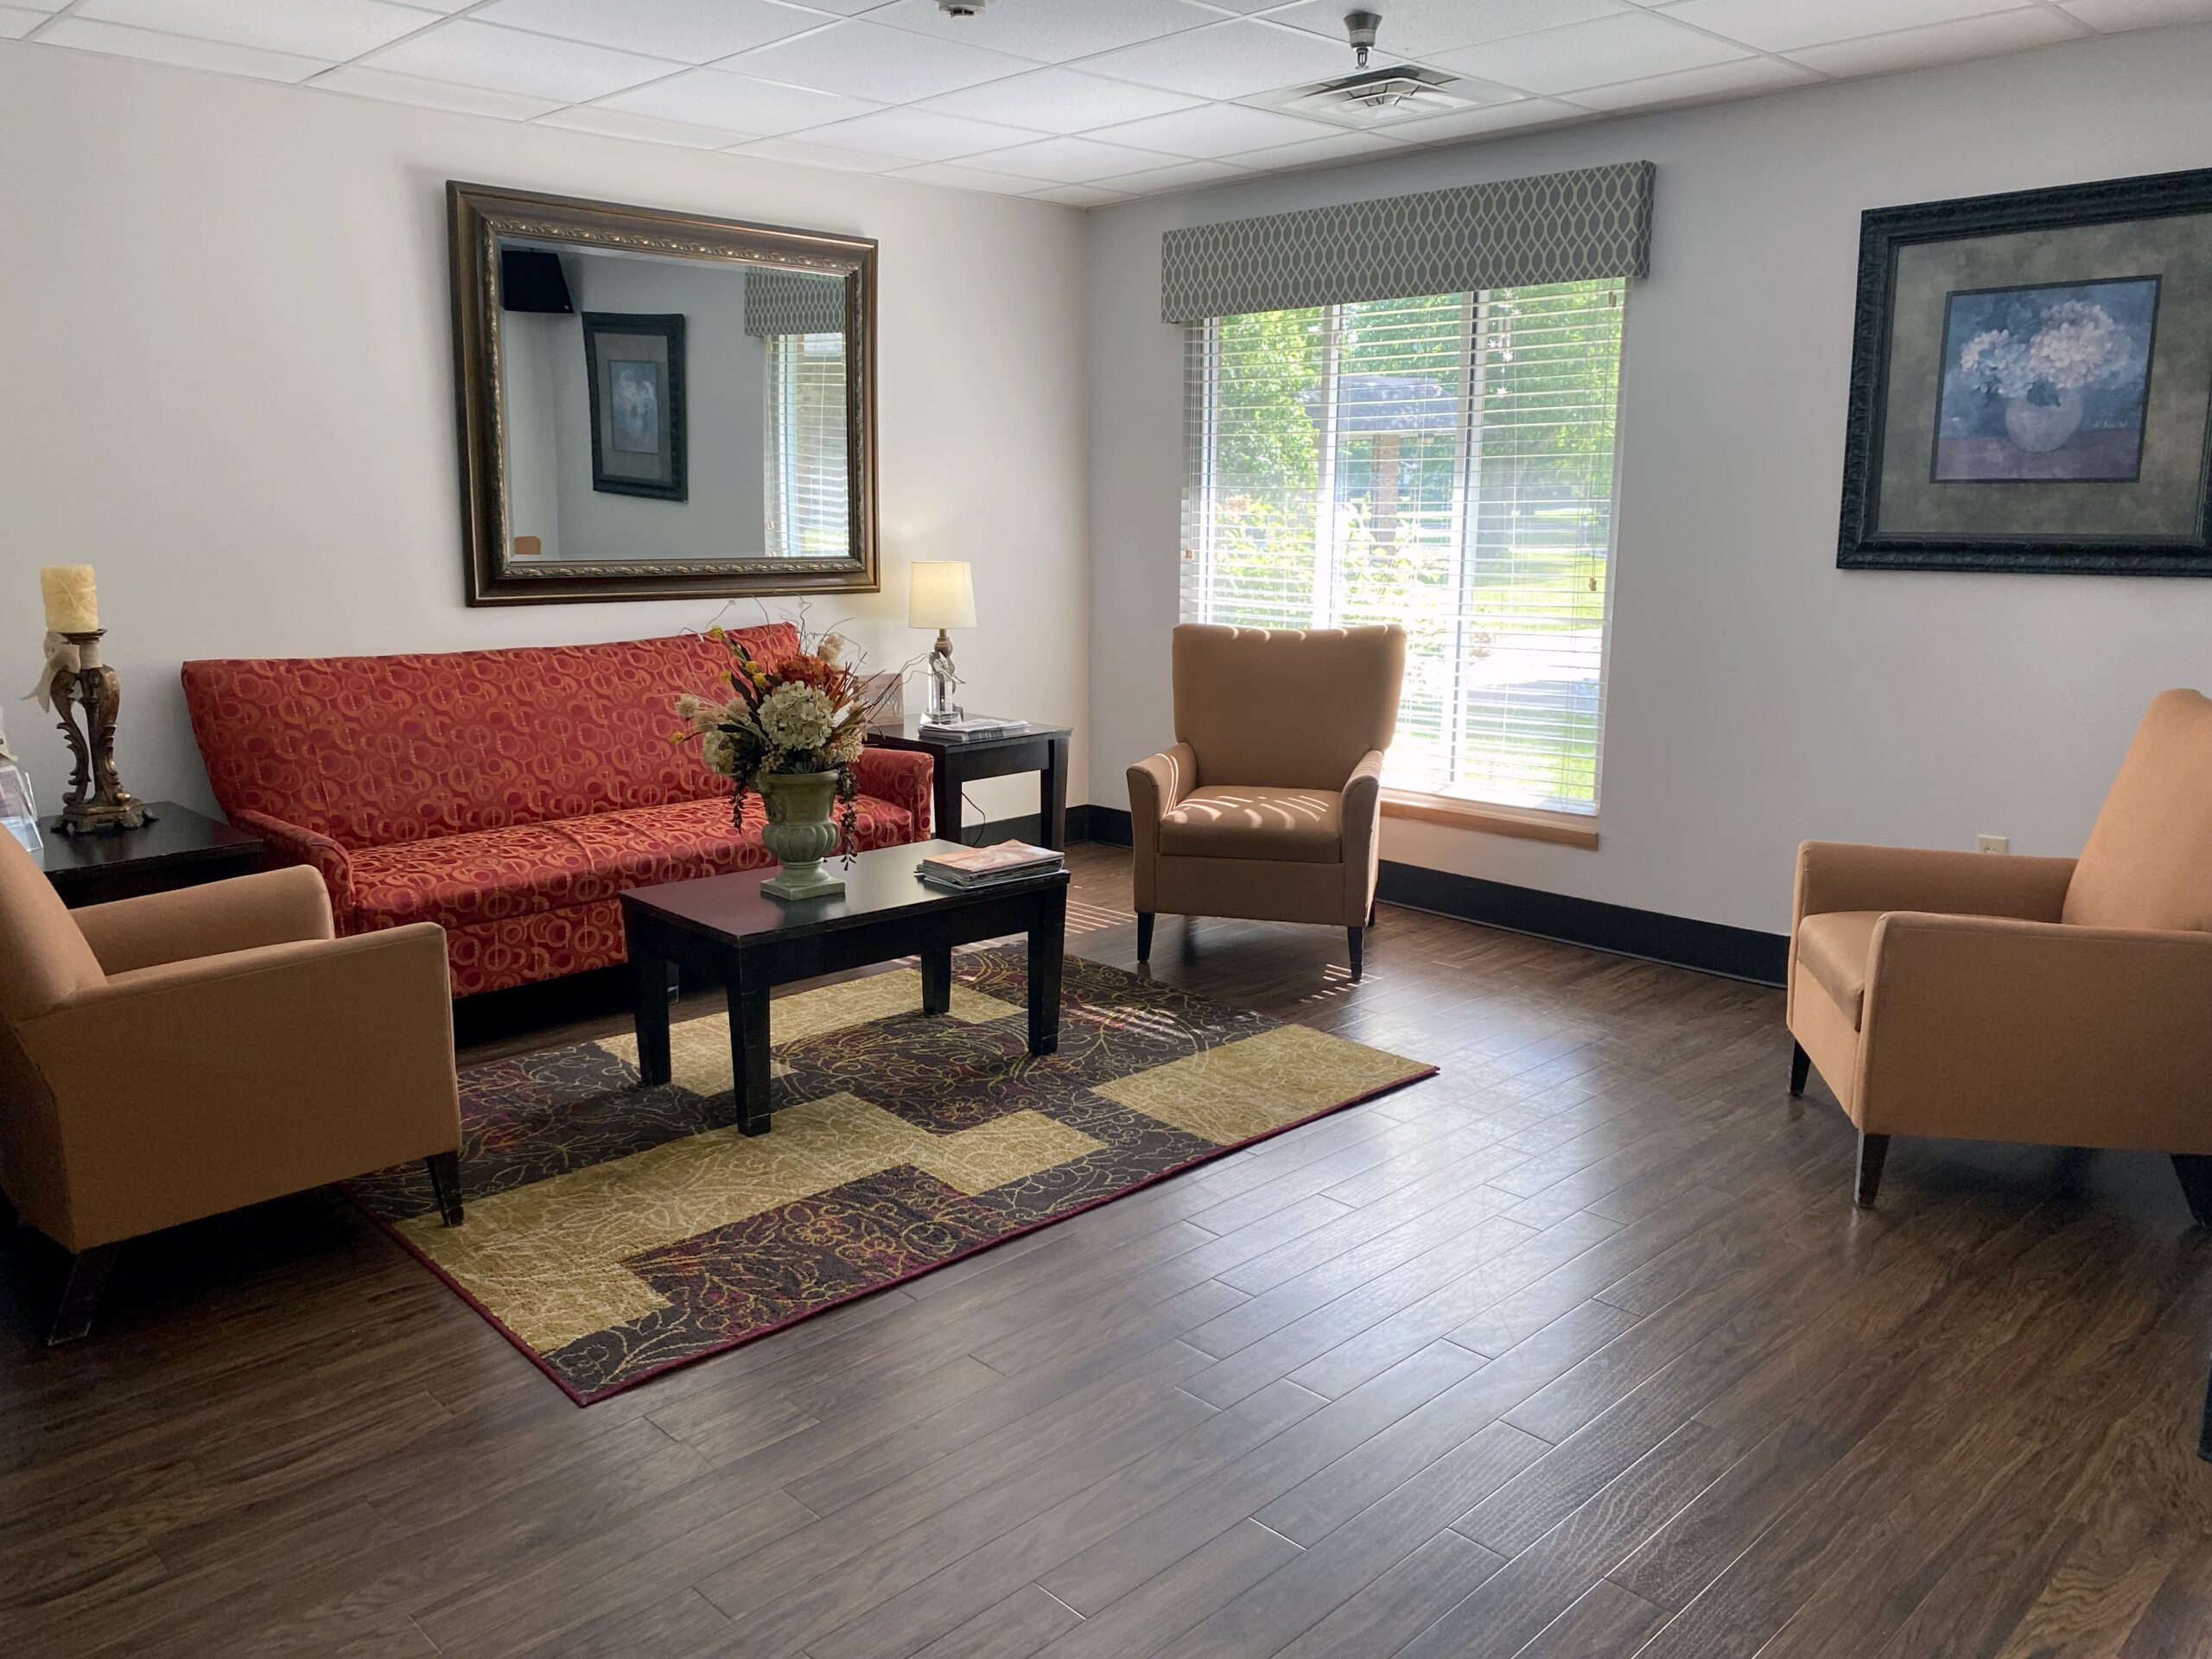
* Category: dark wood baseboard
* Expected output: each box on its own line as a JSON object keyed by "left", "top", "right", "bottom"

{"left": 1073, "top": 805, "right": 1786, "bottom": 986}
{"left": 956, "top": 804, "right": 1117, "bottom": 849}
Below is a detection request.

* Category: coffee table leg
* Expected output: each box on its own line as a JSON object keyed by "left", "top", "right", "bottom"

{"left": 728, "top": 955, "right": 772, "bottom": 1135}
{"left": 629, "top": 951, "right": 674, "bottom": 1086}
{"left": 1027, "top": 888, "right": 1065, "bottom": 1056}
{"left": 921, "top": 944, "right": 952, "bottom": 1015}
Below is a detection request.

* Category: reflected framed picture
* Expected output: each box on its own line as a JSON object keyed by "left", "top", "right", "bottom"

{"left": 582, "top": 311, "right": 686, "bottom": 502}
{"left": 1839, "top": 167, "right": 2212, "bottom": 574}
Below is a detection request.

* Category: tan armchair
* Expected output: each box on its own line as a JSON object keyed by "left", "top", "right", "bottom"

{"left": 1789, "top": 689, "right": 2212, "bottom": 1217}
{"left": 1128, "top": 624, "right": 1406, "bottom": 980}
{"left": 0, "top": 836, "right": 463, "bottom": 1342}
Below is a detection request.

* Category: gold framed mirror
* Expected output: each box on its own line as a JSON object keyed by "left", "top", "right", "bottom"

{"left": 447, "top": 181, "right": 879, "bottom": 607}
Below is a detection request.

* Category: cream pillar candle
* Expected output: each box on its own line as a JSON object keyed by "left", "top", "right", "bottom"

{"left": 40, "top": 565, "right": 99, "bottom": 634}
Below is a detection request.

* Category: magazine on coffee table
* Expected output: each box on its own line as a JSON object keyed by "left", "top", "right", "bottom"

{"left": 918, "top": 839, "right": 1063, "bottom": 890}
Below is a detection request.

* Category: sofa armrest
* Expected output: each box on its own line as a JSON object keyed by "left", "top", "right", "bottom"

{"left": 1854, "top": 912, "right": 2212, "bottom": 1151}
{"left": 231, "top": 808, "right": 356, "bottom": 924}
{"left": 1343, "top": 749, "right": 1387, "bottom": 921}
{"left": 853, "top": 747, "right": 934, "bottom": 840}
{"left": 1793, "top": 841, "right": 2075, "bottom": 929}
{"left": 72, "top": 866, "right": 334, "bottom": 976}
{"left": 18, "top": 924, "right": 460, "bottom": 1248}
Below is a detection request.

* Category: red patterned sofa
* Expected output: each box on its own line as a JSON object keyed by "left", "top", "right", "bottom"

{"left": 181, "top": 626, "right": 931, "bottom": 996}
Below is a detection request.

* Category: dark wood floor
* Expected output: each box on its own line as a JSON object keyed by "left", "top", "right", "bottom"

{"left": 6, "top": 844, "right": 2211, "bottom": 1658}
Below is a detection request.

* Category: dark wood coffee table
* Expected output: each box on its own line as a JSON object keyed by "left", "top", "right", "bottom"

{"left": 620, "top": 839, "right": 1069, "bottom": 1135}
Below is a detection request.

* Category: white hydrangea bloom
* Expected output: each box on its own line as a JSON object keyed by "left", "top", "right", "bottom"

{"left": 757, "top": 682, "right": 835, "bottom": 751}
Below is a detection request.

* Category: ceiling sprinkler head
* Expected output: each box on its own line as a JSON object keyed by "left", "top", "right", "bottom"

{"left": 937, "top": 0, "right": 987, "bottom": 14}
{"left": 1344, "top": 10, "right": 1382, "bottom": 69}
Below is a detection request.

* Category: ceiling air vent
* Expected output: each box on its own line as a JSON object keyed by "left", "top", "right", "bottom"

{"left": 1282, "top": 64, "right": 1476, "bottom": 128}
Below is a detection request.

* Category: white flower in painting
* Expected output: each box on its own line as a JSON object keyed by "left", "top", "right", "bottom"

{"left": 756, "top": 682, "right": 835, "bottom": 751}
{"left": 1960, "top": 328, "right": 2034, "bottom": 398}
{"left": 2025, "top": 301, "right": 2124, "bottom": 391}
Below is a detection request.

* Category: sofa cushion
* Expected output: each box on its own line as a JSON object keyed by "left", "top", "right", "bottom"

{"left": 349, "top": 792, "right": 914, "bottom": 933}
{"left": 2064, "top": 688, "right": 2212, "bottom": 934}
{"left": 1159, "top": 785, "right": 1343, "bottom": 863}
{"left": 1796, "top": 910, "right": 1879, "bottom": 1030}
{"left": 182, "top": 626, "right": 801, "bottom": 850}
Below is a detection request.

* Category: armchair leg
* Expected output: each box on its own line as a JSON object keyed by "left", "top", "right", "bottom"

{"left": 1135, "top": 912, "right": 1154, "bottom": 963}
{"left": 426, "top": 1152, "right": 465, "bottom": 1227}
{"left": 1854, "top": 1133, "right": 1891, "bottom": 1209}
{"left": 2173, "top": 1154, "right": 2212, "bottom": 1229}
{"left": 1348, "top": 927, "right": 1364, "bottom": 982}
{"left": 1367, "top": 896, "right": 1378, "bottom": 928}
{"left": 1789, "top": 1041, "right": 1811, "bottom": 1097}
{"left": 48, "top": 1243, "right": 121, "bottom": 1346}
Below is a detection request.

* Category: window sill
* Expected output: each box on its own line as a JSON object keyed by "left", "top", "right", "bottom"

{"left": 1381, "top": 791, "right": 1599, "bottom": 850}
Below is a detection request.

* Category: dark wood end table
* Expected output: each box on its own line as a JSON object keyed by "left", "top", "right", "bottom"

{"left": 31, "top": 800, "right": 265, "bottom": 909}
{"left": 864, "top": 720, "right": 1073, "bottom": 849}
{"left": 620, "top": 839, "right": 1069, "bottom": 1136}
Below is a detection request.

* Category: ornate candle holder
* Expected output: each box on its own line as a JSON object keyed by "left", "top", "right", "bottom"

{"left": 48, "top": 631, "right": 150, "bottom": 836}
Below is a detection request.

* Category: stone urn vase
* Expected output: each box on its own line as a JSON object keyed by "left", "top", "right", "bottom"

{"left": 756, "top": 770, "right": 846, "bottom": 900}
{"left": 2004, "top": 386, "right": 2085, "bottom": 454}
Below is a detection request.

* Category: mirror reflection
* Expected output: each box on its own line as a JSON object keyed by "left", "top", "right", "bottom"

{"left": 497, "top": 238, "right": 849, "bottom": 566}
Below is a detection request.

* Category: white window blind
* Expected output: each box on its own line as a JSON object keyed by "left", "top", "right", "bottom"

{"left": 1182, "top": 281, "right": 1625, "bottom": 818}
{"left": 765, "top": 331, "right": 849, "bottom": 560}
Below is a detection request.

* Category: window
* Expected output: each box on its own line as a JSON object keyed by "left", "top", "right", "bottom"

{"left": 1182, "top": 281, "right": 1625, "bottom": 824}
{"left": 765, "top": 331, "right": 849, "bottom": 559}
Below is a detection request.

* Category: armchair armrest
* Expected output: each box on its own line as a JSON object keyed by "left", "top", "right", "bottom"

{"left": 1793, "top": 841, "right": 2075, "bottom": 928}
{"left": 852, "top": 747, "right": 934, "bottom": 840}
{"left": 1854, "top": 912, "right": 2212, "bottom": 1151}
{"left": 17, "top": 924, "right": 460, "bottom": 1247}
{"left": 1127, "top": 744, "right": 1198, "bottom": 916}
{"left": 1343, "top": 750, "right": 1387, "bottom": 920}
{"left": 72, "top": 866, "right": 333, "bottom": 976}
{"left": 231, "top": 808, "right": 355, "bottom": 923}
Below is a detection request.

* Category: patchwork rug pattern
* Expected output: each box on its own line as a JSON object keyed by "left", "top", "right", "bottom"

{"left": 350, "top": 949, "right": 1434, "bottom": 1402}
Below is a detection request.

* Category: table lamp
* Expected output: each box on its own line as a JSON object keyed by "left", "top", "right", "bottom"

{"left": 907, "top": 560, "right": 976, "bottom": 721}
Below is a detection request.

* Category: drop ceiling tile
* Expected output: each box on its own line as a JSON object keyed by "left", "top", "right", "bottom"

{"left": 2062, "top": 0, "right": 2212, "bottom": 27}
{"left": 1569, "top": 54, "right": 1821, "bottom": 109}
{"left": 366, "top": 20, "right": 680, "bottom": 100}
{"left": 775, "top": 0, "right": 884, "bottom": 12}
{"left": 1430, "top": 10, "right": 1749, "bottom": 93}
{"left": 1219, "top": 127, "right": 1410, "bottom": 169}
{"left": 722, "top": 19, "right": 1035, "bottom": 102}
{"left": 1656, "top": 0, "right": 2028, "bottom": 53}
{"left": 960, "top": 133, "right": 1187, "bottom": 181}
{"left": 75, "top": 0, "right": 432, "bottom": 59}
{"left": 912, "top": 66, "right": 1204, "bottom": 131}
{"left": 1025, "top": 181, "right": 1135, "bottom": 207}
{"left": 1268, "top": 0, "right": 1632, "bottom": 57}
{"left": 733, "top": 133, "right": 912, "bottom": 171}
{"left": 866, "top": 0, "right": 1216, "bottom": 63}
{"left": 1370, "top": 95, "right": 1587, "bottom": 142}
{"left": 1096, "top": 156, "right": 1255, "bottom": 194}
{"left": 40, "top": 16, "right": 326, "bottom": 79}
{"left": 793, "top": 105, "right": 1043, "bottom": 162}
{"left": 890, "top": 159, "right": 1054, "bottom": 194}
{"left": 1789, "top": 8, "right": 2083, "bottom": 76}
{"left": 0, "top": 8, "right": 48, "bottom": 38}
{"left": 314, "top": 63, "right": 561, "bottom": 117}
{"left": 1088, "top": 100, "right": 1342, "bottom": 157}
{"left": 470, "top": 0, "right": 827, "bottom": 65}
{"left": 1077, "top": 17, "right": 1359, "bottom": 100}
{"left": 537, "top": 105, "right": 746, "bottom": 146}
{"left": 3, "top": 0, "right": 67, "bottom": 10}
{"left": 597, "top": 67, "right": 876, "bottom": 135}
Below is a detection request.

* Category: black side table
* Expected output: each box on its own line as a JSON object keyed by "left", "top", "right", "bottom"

{"left": 865, "top": 720, "right": 1073, "bottom": 849}
{"left": 31, "top": 801, "right": 264, "bottom": 909}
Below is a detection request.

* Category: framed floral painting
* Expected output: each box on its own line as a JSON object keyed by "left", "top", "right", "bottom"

{"left": 1839, "top": 167, "right": 2212, "bottom": 575}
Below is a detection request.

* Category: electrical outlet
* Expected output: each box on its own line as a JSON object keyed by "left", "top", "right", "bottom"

{"left": 1976, "top": 834, "right": 2009, "bottom": 855}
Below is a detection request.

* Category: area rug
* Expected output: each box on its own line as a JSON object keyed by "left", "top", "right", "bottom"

{"left": 348, "top": 948, "right": 1434, "bottom": 1403}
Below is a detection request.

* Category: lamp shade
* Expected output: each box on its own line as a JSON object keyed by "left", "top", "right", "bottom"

{"left": 907, "top": 561, "right": 976, "bottom": 631}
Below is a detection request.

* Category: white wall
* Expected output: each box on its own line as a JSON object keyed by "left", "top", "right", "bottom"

{"left": 0, "top": 44, "right": 1088, "bottom": 825}
{"left": 1086, "top": 24, "right": 2212, "bottom": 936}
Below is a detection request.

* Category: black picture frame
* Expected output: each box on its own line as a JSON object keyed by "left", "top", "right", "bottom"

{"left": 1839, "top": 166, "right": 2212, "bottom": 575}
{"left": 582, "top": 310, "right": 687, "bottom": 502}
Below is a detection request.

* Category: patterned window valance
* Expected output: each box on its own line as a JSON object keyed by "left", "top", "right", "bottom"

{"left": 1160, "top": 160, "right": 1655, "bottom": 323}
{"left": 743, "top": 267, "right": 847, "bottom": 337}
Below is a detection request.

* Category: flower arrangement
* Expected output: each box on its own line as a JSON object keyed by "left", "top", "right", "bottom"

{"left": 1957, "top": 300, "right": 2127, "bottom": 406}
{"left": 676, "top": 621, "right": 889, "bottom": 849}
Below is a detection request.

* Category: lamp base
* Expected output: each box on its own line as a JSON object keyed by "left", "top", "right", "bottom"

{"left": 54, "top": 800, "right": 152, "bottom": 837}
